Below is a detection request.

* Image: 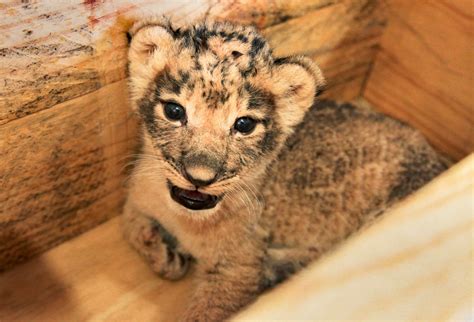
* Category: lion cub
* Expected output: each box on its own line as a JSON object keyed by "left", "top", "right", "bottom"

{"left": 123, "top": 19, "right": 447, "bottom": 321}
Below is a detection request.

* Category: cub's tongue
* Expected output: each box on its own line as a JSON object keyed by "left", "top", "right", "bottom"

{"left": 180, "top": 189, "right": 208, "bottom": 202}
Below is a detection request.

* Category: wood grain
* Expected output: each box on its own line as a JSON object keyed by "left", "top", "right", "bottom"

{"left": 364, "top": 0, "right": 474, "bottom": 160}
{"left": 0, "top": 155, "right": 470, "bottom": 322}
{"left": 315, "top": 36, "right": 381, "bottom": 100}
{"left": 235, "top": 153, "right": 474, "bottom": 321}
{"left": 0, "top": 0, "right": 386, "bottom": 124}
{"left": 0, "top": 80, "right": 137, "bottom": 271}
{"left": 0, "top": 216, "right": 193, "bottom": 322}
{"left": 263, "top": 0, "right": 385, "bottom": 57}
{"left": 263, "top": 0, "right": 386, "bottom": 100}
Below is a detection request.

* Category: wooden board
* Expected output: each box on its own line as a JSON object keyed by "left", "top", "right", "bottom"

{"left": 235, "top": 153, "right": 474, "bottom": 321}
{"left": 0, "top": 0, "right": 386, "bottom": 125}
{"left": 314, "top": 36, "right": 381, "bottom": 100}
{"left": 364, "top": 0, "right": 474, "bottom": 160}
{"left": 0, "top": 80, "right": 137, "bottom": 272}
{"left": 0, "top": 216, "right": 193, "bottom": 322}
{"left": 263, "top": 1, "right": 386, "bottom": 100}
{"left": 0, "top": 155, "right": 471, "bottom": 322}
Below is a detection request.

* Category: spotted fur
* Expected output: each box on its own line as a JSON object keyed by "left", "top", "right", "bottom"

{"left": 123, "top": 19, "right": 447, "bottom": 322}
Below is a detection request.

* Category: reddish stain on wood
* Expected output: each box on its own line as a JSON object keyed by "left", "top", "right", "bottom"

{"left": 83, "top": 0, "right": 102, "bottom": 9}
{"left": 84, "top": 0, "right": 104, "bottom": 27}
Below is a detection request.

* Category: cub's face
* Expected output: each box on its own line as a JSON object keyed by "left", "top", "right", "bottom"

{"left": 128, "top": 20, "right": 325, "bottom": 214}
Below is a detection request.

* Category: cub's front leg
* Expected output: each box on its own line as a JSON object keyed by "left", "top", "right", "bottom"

{"left": 178, "top": 229, "right": 268, "bottom": 322}
{"left": 180, "top": 261, "right": 264, "bottom": 322}
{"left": 122, "top": 201, "right": 192, "bottom": 280}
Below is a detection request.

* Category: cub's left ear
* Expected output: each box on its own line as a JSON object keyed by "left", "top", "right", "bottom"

{"left": 271, "top": 56, "right": 326, "bottom": 130}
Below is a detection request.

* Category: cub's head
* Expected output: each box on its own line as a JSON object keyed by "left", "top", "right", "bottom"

{"left": 128, "top": 19, "right": 325, "bottom": 214}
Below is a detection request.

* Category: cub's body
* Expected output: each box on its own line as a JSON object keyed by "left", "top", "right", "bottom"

{"left": 260, "top": 101, "right": 446, "bottom": 277}
{"left": 124, "top": 19, "right": 446, "bottom": 321}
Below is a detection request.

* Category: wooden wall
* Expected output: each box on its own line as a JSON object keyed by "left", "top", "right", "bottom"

{"left": 0, "top": 0, "right": 387, "bottom": 271}
{"left": 364, "top": 0, "right": 474, "bottom": 160}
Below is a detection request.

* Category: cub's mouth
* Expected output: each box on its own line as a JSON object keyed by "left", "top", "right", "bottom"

{"left": 169, "top": 184, "right": 221, "bottom": 211}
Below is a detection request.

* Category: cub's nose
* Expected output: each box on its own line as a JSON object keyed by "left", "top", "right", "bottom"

{"left": 184, "top": 168, "right": 217, "bottom": 187}
{"left": 182, "top": 152, "right": 221, "bottom": 187}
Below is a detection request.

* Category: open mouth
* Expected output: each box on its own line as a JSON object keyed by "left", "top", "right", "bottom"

{"left": 168, "top": 183, "right": 221, "bottom": 211}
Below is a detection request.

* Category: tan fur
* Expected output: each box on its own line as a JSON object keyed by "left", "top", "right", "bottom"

{"left": 123, "top": 19, "right": 447, "bottom": 321}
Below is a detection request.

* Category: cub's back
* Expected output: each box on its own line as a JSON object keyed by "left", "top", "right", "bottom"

{"left": 260, "top": 100, "right": 447, "bottom": 253}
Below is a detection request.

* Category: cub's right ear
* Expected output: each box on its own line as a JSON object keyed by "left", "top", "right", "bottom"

{"left": 128, "top": 20, "right": 175, "bottom": 65}
{"left": 127, "top": 21, "right": 176, "bottom": 109}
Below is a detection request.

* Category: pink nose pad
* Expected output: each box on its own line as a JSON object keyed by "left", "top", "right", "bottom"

{"left": 183, "top": 169, "right": 217, "bottom": 187}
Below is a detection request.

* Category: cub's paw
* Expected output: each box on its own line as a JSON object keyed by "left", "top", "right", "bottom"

{"left": 126, "top": 217, "right": 192, "bottom": 280}
{"left": 153, "top": 247, "right": 192, "bottom": 281}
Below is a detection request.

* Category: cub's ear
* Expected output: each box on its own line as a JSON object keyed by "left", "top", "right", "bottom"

{"left": 127, "top": 20, "right": 177, "bottom": 108}
{"left": 128, "top": 20, "right": 175, "bottom": 65}
{"left": 271, "top": 56, "right": 326, "bottom": 131}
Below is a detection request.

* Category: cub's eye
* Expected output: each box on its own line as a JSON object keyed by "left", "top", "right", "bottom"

{"left": 234, "top": 117, "right": 257, "bottom": 134}
{"left": 164, "top": 102, "right": 186, "bottom": 121}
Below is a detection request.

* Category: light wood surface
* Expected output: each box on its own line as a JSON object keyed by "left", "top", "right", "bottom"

{"left": 0, "top": 80, "right": 137, "bottom": 272}
{"left": 0, "top": 155, "right": 471, "bottom": 322}
{"left": 0, "top": 0, "right": 387, "bottom": 269}
{"left": 364, "top": 0, "right": 474, "bottom": 160}
{"left": 0, "top": 216, "right": 193, "bottom": 322}
{"left": 235, "top": 154, "right": 474, "bottom": 321}
{"left": 0, "top": 0, "right": 385, "bottom": 125}
{"left": 263, "top": 0, "right": 386, "bottom": 101}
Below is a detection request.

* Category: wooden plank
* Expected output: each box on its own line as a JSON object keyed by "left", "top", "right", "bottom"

{"left": 364, "top": 0, "right": 474, "bottom": 160}
{"left": 235, "top": 154, "right": 474, "bottom": 321}
{"left": 262, "top": 0, "right": 386, "bottom": 57}
{"left": 321, "top": 75, "right": 367, "bottom": 101}
{"left": 0, "top": 80, "right": 137, "bottom": 271}
{"left": 263, "top": 1, "right": 385, "bottom": 100}
{"left": 0, "top": 0, "right": 386, "bottom": 124}
{"left": 314, "top": 36, "right": 380, "bottom": 99}
{"left": 0, "top": 216, "right": 193, "bottom": 322}
{"left": 0, "top": 155, "right": 470, "bottom": 321}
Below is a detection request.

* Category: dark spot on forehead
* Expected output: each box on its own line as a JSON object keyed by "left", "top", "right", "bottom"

{"left": 237, "top": 34, "right": 248, "bottom": 43}
{"left": 249, "top": 37, "right": 266, "bottom": 58}
{"left": 192, "top": 25, "right": 210, "bottom": 51}
{"left": 181, "top": 29, "right": 192, "bottom": 47}
{"left": 241, "top": 62, "right": 258, "bottom": 78}
{"left": 194, "top": 58, "right": 202, "bottom": 70}
{"left": 205, "top": 89, "right": 230, "bottom": 108}
{"left": 179, "top": 70, "right": 190, "bottom": 84}
{"left": 225, "top": 31, "right": 238, "bottom": 42}
{"left": 244, "top": 83, "right": 275, "bottom": 110}
{"left": 154, "top": 69, "right": 192, "bottom": 96}
{"left": 156, "top": 71, "right": 181, "bottom": 95}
